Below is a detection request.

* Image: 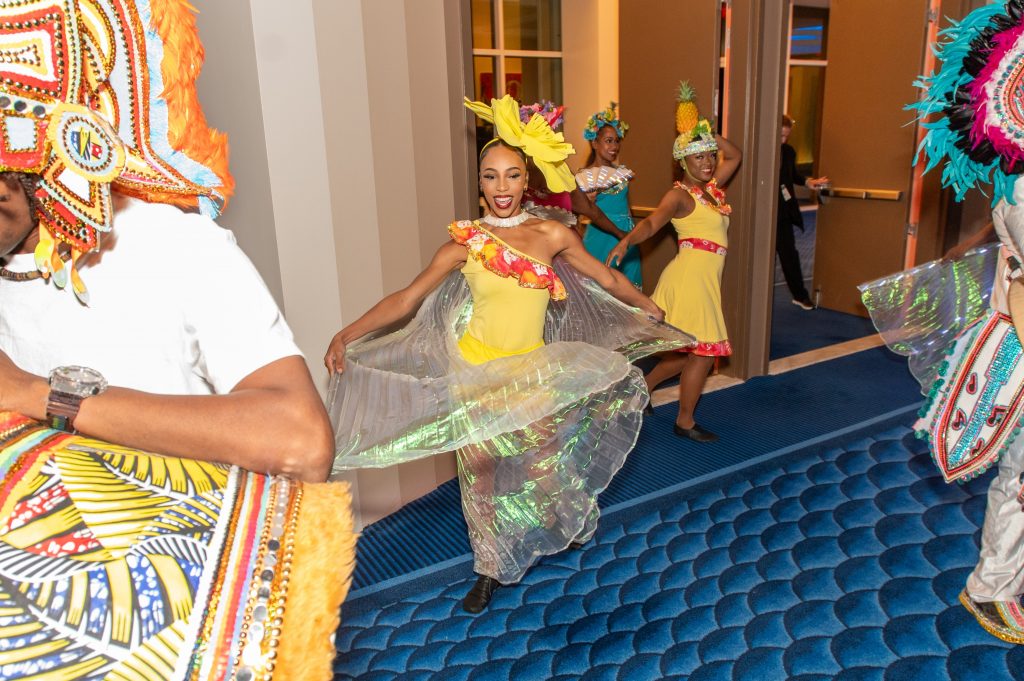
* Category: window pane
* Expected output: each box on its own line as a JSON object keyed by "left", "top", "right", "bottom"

{"left": 790, "top": 6, "right": 828, "bottom": 60}
{"left": 504, "top": 57, "right": 562, "bottom": 107}
{"left": 787, "top": 65, "right": 826, "bottom": 174}
{"left": 503, "top": 0, "right": 561, "bottom": 51}
{"left": 471, "top": 0, "right": 495, "bottom": 49}
{"left": 474, "top": 57, "right": 497, "bottom": 157}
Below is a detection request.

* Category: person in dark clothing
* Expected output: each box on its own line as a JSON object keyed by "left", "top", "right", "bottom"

{"left": 778, "top": 114, "right": 828, "bottom": 310}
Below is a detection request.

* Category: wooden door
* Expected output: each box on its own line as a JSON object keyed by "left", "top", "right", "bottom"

{"left": 813, "top": 0, "right": 935, "bottom": 315}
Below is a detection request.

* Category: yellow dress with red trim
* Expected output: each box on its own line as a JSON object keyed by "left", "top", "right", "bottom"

{"left": 327, "top": 220, "right": 693, "bottom": 584}
{"left": 652, "top": 180, "right": 732, "bottom": 356}
{"left": 0, "top": 412, "right": 355, "bottom": 681}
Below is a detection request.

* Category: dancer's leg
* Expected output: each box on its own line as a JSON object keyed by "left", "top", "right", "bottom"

{"left": 644, "top": 352, "right": 689, "bottom": 393}
{"left": 676, "top": 354, "right": 715, "bottom": 429}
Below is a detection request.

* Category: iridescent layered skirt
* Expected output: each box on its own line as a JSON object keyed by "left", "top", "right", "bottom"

{"left": 860, "top": 243, "right": 1010, "bottom": 482}
{"left": 327, "top": 263, "right": 693, "bottom": 583}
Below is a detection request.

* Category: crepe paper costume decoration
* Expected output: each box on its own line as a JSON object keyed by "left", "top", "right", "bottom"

{"left": 466, "top": 94, "right": 577, "bottom": 193}
{"left": 909, "top": 0, "right": 1024, "bottom": 204}
{"left": 451, "top": 220, "right": 567, "bottom": 300}
{"left": 0, "top": 411, "right": 355, "bottom": 680}
{"left": 327, "top": 223, "right": 694, "bottom": 584}
{"left": 574, "top": 165, "right": 635, "bottom": 193}
{"left": 582, "top": 101, "right": 628, "bottom": 141}
{"left": 0, "top": 0, "right": 234, "bottom": 303}
{"left": 519, "top": 100, "right": 565, "bottom": 131}
{"left": 672, "top": 81, "right": 718, "bottom": 161}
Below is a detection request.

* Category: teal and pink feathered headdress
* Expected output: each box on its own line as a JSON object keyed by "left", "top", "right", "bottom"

{"left": 910, "top": 0, "right": 1024, "bottom": 204}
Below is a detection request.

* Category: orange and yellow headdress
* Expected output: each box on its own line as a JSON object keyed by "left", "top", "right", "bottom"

{"left": 464, "top": 94, "right": 576, "bottom": 193}
{"left": 0, "top": 0, "right": 233, "bottom": 303}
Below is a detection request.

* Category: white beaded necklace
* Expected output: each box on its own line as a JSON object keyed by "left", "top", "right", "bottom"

{"left": 481, "top": 211, "right": 531, "bottom": 228}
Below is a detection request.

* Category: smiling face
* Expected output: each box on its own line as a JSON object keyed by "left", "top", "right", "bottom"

{"left": 479, "top": 142, "right": 528, "bottom": 217}
{"left": 591, "top": 125, "right": 621, "bottom": 165}
{"left": 682, "top": 150, "right": 718, "bottom": 183}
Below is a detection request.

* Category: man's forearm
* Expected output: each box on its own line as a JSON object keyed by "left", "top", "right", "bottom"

{"left": 14, "top": 357, "right": 334, "bottom": 482}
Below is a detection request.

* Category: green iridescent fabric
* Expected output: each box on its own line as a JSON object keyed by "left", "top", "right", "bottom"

{"left": 327, "top": 262, "right": 693, "bottom": 583}
{"left": 859, "top": 243, "right": 998, "bottom": 390}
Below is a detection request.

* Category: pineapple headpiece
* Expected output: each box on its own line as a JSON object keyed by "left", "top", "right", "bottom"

{"left": 908, "top": 0, "right": 1024, "bottom": 205}
{"left": 672, "top": 81, "right": 718, "bottom": 161}
{"left": 583, "top": 102, "right": 628, "bottom": 141}
{"left": 0, "top": 0, "right": 233, "bottom": 304}
{"left": 465, "top": 95, "right": 577, "bottom": 193}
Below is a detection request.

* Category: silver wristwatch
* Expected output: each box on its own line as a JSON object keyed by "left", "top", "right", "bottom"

{"left": 46, "top": 366, "right": 108, "bottom": 433}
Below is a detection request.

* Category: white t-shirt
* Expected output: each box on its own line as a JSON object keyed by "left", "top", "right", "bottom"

{"left": 0, "top": 197, "right": 301, "bottom": 395}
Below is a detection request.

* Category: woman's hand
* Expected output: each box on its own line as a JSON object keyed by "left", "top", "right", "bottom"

{"left": 806, "top": 176, "right": 830, "bottom": 190}
{"left": 324, "top": 333, "right": 347, "bottom": 374}
{"left": 641, "top": 299, "right": 665, "bottom": 322}
{"left": 606, "top": 240, "right": 630, "bottom": 267}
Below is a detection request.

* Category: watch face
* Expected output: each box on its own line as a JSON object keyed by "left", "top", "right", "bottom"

{"left": 49, "top": 365, "right": 108, "bottom": 397}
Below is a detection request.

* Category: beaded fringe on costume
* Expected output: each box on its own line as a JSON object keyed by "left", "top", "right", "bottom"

{"left": 327, "top": 262, "right": 693, "bottom": 584}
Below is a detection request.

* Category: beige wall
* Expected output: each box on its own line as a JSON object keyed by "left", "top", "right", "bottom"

{"left": 192, "top": 0, "right": 471, "bottom": 528}
{"left": 562, "top": 0, "right": 619, "bottom": 170}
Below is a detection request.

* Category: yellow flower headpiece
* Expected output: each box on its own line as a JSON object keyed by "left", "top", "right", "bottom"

{"left": 464, "top": 95, "right": 577, "bottom": 193}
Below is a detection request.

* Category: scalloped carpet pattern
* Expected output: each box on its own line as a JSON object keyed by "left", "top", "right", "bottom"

{"left": 334, "top": 422, "right": 1024, "bottom": 680}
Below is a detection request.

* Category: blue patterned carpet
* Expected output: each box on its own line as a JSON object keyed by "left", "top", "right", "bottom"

{"left": 334, "top": 416, "right": 1023, "bottom": 680}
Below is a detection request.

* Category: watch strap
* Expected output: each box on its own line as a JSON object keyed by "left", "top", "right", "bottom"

{"left": 47, "top": 390, "right": 83, "bottom": 433}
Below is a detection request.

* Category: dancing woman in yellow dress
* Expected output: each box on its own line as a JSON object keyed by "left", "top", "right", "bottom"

{"left": 324, "top": 96, "right": 692, "bottom": 613}
{"left": 607, "top": 83, "right": 741, "bottom": 442}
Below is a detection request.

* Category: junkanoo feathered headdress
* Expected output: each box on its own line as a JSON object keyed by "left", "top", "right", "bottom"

{"left": 0, "top": 0, "right": 234, "bottom": 303}
{"left": 583, "top": 102, "right": 628, "bottom": 141}
{"left": 465, "top": 95, "right": 576, "bottom": 193}
{"left": 909, "top": 0, "right": 1024, "bottom": 204}
{"left": 671, "top": 81, "right": 717, "bottom": 161}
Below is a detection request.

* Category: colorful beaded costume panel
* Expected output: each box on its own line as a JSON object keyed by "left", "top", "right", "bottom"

{"left": 0, "top": 412, "right": 353, "bottom": 680}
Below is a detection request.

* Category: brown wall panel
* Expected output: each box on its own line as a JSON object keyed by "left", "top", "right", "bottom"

{"left": 619, "top": 0, "right": 720, "bottom": 294}
{"left": 813, "top": 0, "right": 930, "bottom": 314}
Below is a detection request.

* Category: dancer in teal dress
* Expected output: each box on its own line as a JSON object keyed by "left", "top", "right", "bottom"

{"left": 577, "top": 103, "right": 642, "bottom": 288}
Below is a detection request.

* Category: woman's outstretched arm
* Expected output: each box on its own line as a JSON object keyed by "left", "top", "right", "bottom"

{"left": 605, "top": 188, "right": 687, "bottom": 267}
{"left": 545, "top": 223, "right": 663, "bottom": 319}
{"left": 324, "top": 241, "right": 467, "bottom": 373}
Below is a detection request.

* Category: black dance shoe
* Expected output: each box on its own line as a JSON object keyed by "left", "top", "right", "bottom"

{"left": 462, "top": 575, "right": 501, "bottom": 614}
{"left": 673, "top": 423, "right": 719, "bottom": 443}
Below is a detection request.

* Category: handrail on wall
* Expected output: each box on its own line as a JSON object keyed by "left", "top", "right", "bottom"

{"left": 818, "top": 187, "right": 903, "bottom": 201}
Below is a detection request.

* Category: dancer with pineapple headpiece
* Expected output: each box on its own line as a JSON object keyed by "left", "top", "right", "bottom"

{"left": 576, "top": 102, "right": 642, "bottom": 287}
{"left": 324, "top": 94, "right": 694, "bottom": 613}
{"left": 607, "top": 81, "right": 741, "bottom": 441}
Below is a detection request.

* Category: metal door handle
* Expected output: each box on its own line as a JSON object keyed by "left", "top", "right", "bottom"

{"left": 818, "top": 187, "right": 903, "bottom": 201}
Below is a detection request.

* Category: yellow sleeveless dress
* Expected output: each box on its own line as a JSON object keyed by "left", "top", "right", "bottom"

{"left": 458, "top": 246, "right": 551, "bottom": 364}
{"left": 651, "top": 183, "right": 732, "bottom": 356}
{"left": 329, "top": 219, "right": 692, "bottom": 584}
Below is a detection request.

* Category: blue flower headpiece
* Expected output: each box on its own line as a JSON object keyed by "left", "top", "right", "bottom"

{"left": 583, "top": 102, "right": 628, "bottom": 141}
